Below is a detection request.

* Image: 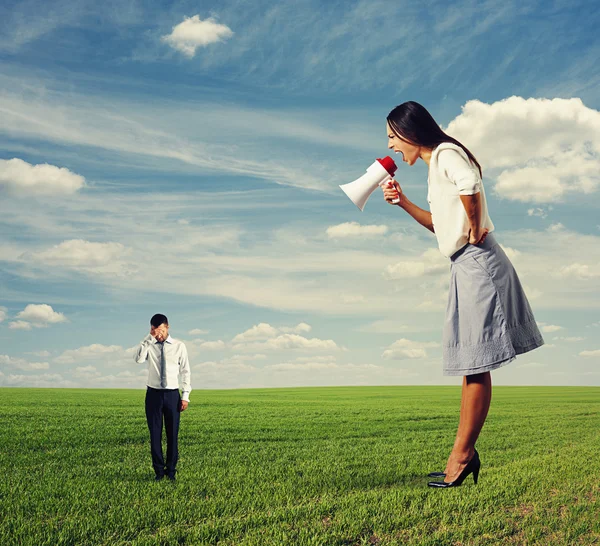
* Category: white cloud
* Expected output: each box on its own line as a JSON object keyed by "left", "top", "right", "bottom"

{"left": 232, "top": 322, "right": 280, "bottom": 343}
{"left": 265, "top": 354, "right": 339, "bottom": 371}
{"left": 556, "top": 263, "right": 600, "bottom": 280}
{"left": 357, "top": 321, "right": 411, "bottom": 334}
{"left": 265, "top": 360, "right": 381, "bottom": 372}
{"left": 0, "top": 307, "right": 7, "bottom": 323}
{"left": 537, "top": 322, "right": 564, "bottom": 333}
{"left": 74, "top": 366, "right": 101, "bottom": 378}
{"left": 280, "top": 322, "right": 312, "bottom": 334}
{"left": 54, "top": 344, "right": 126, "bottom": 365}
{"left": 16, "top": 304, "right": 67, "bottom": 328}
{"left": 499, "top": 245, "right": 521, "bottom": 262}
{"left": 27, "top": 350, "right": 52, "bottom": 357}
{"left": 29, "top": 239, "right": 133, "bottom": 277}
{"left": 193, "top": 360, "right": 257, "bottom": 372}
{"left": 446, "top": 97, "right": 600, "bottom": 203}
{"left": 4, "top": 373, "right": 75, "bottom": 387}
{"left": 522, "top": 284, "right": 542, "bottom": 301}
{"left": 267, "top": 361, "right": 339, "bottom": 371}
{"left": 70, "top": 367, "right": 146, "bottom": 388}
{"left": 189, "top": 328, "right": 209, "bottom": 336}
{"left": 233, "top": 333, "right": 340, "bottom": 352}
{"left": 8, "top": 320, "right": 32, "bottom": 330}
{"left": 340, "top": 294, "right": 366, "bottom": 304}
{"left": 382, "top": 338, "right": 440, "bottom": 360}
{"left": 552, "top": 337, "right": 585, "bottom": 342}
{"left": 161, "top": 15, "right": 233, "bottom": 57}
{"left": 197, "top": 340, "right": 226, "bottom": 351}
{"left": 579, "top": 350, "right": 600, "bottom": 357}
{"left": 0, "top": 158, "right": 85, "bottom": 196}
{"left": 0, "top": 355, "right": 49, "bottom": 371}
{"left": 294, "top": 355, "right": 337, "bottom": 364}
{"left": 527, "top": 207, "right": 552, "bottom": 219}
{"left": 229, "top": 354, "right": 267, "bottom": 362}
{"left": 384, "top": 248, "right": 448, "bottom": 280}
{"left": 326, "top": 222, "right": 388, "bottom": 239}
{"left": 232, "top": 322, "right": 312, "bottom": 343}
{"left": 516, "top": 361, "right": 548, "bottom": 369}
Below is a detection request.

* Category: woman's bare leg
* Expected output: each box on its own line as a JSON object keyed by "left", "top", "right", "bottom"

{"left": 444, "top": 371, "right": 492, "bottom": 482}
{"left": 443, "top": 376, "right": 467, "bottom": 474}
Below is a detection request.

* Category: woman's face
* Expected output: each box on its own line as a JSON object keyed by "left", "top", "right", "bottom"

{"left": 387, "top": 122, "right": 421, "bottom": 166}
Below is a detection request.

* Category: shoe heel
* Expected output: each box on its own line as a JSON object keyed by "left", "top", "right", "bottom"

{"left": 473, "top": 468, "right": 479, "bottom": 484}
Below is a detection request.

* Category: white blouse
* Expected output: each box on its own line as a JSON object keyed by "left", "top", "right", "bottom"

{"left": 427, "top": 143, "right": 494, "bottom": 258}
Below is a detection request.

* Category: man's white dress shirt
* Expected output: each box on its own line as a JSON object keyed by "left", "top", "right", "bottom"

{"left": 427, "top": 142, "right": 495, "bottom": 258}
{"left": 134, "top": 334, "right": 192, "bottom": 402}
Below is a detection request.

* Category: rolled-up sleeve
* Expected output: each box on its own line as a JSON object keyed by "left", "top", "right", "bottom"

{"left": 179, "top": 343, "right": 192, "bottom": 402}
{"left": 439, "top": 149, "right": 481, "bottom": 195}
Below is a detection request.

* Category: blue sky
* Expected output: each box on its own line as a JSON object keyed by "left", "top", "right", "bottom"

{"left": 1, "top": 0, "right": 599, "bottom": 389}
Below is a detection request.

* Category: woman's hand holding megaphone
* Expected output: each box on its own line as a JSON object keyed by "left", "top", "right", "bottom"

{"left": 383, "top": 180, "right": 403, "bottom": 206}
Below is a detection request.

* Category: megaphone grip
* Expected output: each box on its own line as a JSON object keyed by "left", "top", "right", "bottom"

{"left": 379, "top": 176, "right": 400, "bottom": 204}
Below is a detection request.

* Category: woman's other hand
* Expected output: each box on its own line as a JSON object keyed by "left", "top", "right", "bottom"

{"left": 469, "top": 228, "right": 489, "bottom": 245}
{"left": 383, "top": 180, "right": 402, "bottom": 206}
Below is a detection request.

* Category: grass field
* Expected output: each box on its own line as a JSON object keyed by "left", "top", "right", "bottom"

{"left": 1, "top": 386, "right": 599, "bottom": 545}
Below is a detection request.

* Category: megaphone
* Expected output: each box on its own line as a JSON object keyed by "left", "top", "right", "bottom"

{"left": 339, "top": 156, "right": 398, "bottom": 211}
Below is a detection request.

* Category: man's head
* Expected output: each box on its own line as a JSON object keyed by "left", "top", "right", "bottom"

{"left": 150, "top": 313, "right": 169, "bottom": 342}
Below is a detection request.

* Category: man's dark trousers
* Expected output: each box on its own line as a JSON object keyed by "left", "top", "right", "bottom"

{"left": 145, "top": 387, "right": 181, "bottom": 478}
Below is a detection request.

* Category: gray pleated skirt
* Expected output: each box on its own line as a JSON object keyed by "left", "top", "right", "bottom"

{"left": 443, "top": 233, "right": 544, "bottom": 376}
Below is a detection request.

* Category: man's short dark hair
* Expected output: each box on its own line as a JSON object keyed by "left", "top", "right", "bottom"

{"left": 151, "top": 314, "right": 169, "bottom": 328}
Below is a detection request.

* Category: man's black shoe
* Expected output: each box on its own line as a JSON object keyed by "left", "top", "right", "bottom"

{"left": 167, "top": 474, "right": 176, "bottom": 482}
{"left": 155, "top": 474, "right": 164, "bottom": 481}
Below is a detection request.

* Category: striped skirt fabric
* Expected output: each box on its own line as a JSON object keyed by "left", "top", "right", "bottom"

{"left": 443, "top": 233, "right": 544, "bottom": 376}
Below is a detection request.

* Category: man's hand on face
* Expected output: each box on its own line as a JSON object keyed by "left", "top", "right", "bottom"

{"left": 150, "top": 324, "right": 169, "bottom": 342}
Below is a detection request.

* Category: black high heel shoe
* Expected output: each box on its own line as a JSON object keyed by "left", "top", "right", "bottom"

{"left": 428, "top": 446, "right": 480, "bottom": 478}
{"left": 427, "top": 450, "right": 480, "bottom": 488}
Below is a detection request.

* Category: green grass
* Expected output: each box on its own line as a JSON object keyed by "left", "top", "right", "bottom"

{"left": 1, "top": 386, "right": 599, "bottom": 545}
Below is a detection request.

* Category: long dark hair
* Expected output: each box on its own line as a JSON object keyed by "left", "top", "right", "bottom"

{"left": 387, "top": 101, "right": 482, "bottom": 177}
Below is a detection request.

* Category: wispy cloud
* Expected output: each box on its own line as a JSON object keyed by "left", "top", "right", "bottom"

{"left": 0, "top": 72, "right": 375, "bottom": 192}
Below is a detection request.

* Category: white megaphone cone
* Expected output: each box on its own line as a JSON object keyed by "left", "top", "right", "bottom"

{"left": 339, "top": 156, "right": 398, "bottom": 211}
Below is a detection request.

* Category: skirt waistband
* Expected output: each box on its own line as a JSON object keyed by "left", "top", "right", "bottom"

{"left": 450, "top": 233, "right": 497, "bottom": 263}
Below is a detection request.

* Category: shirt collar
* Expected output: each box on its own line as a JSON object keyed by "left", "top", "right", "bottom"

{"left": 164, "top": 335, "right": 173, "bottom": 344}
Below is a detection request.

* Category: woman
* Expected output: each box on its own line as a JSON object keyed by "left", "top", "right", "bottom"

{"left": 382, "top": 101, "right": 544, "bottom": 488}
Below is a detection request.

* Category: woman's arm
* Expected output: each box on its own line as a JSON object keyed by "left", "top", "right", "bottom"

{"left": 460, "top": 192, "right": 488, "bottom": 244}
{"left": 383, "top": 180, "right": 434, "bottom": 233}
{"left": 439, "top": 149, "right": 488, "bottom": 244}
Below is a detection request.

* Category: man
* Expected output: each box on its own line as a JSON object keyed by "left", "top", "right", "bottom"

{"left": 134, "top": 313, "right": 191, "bottom": 481}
